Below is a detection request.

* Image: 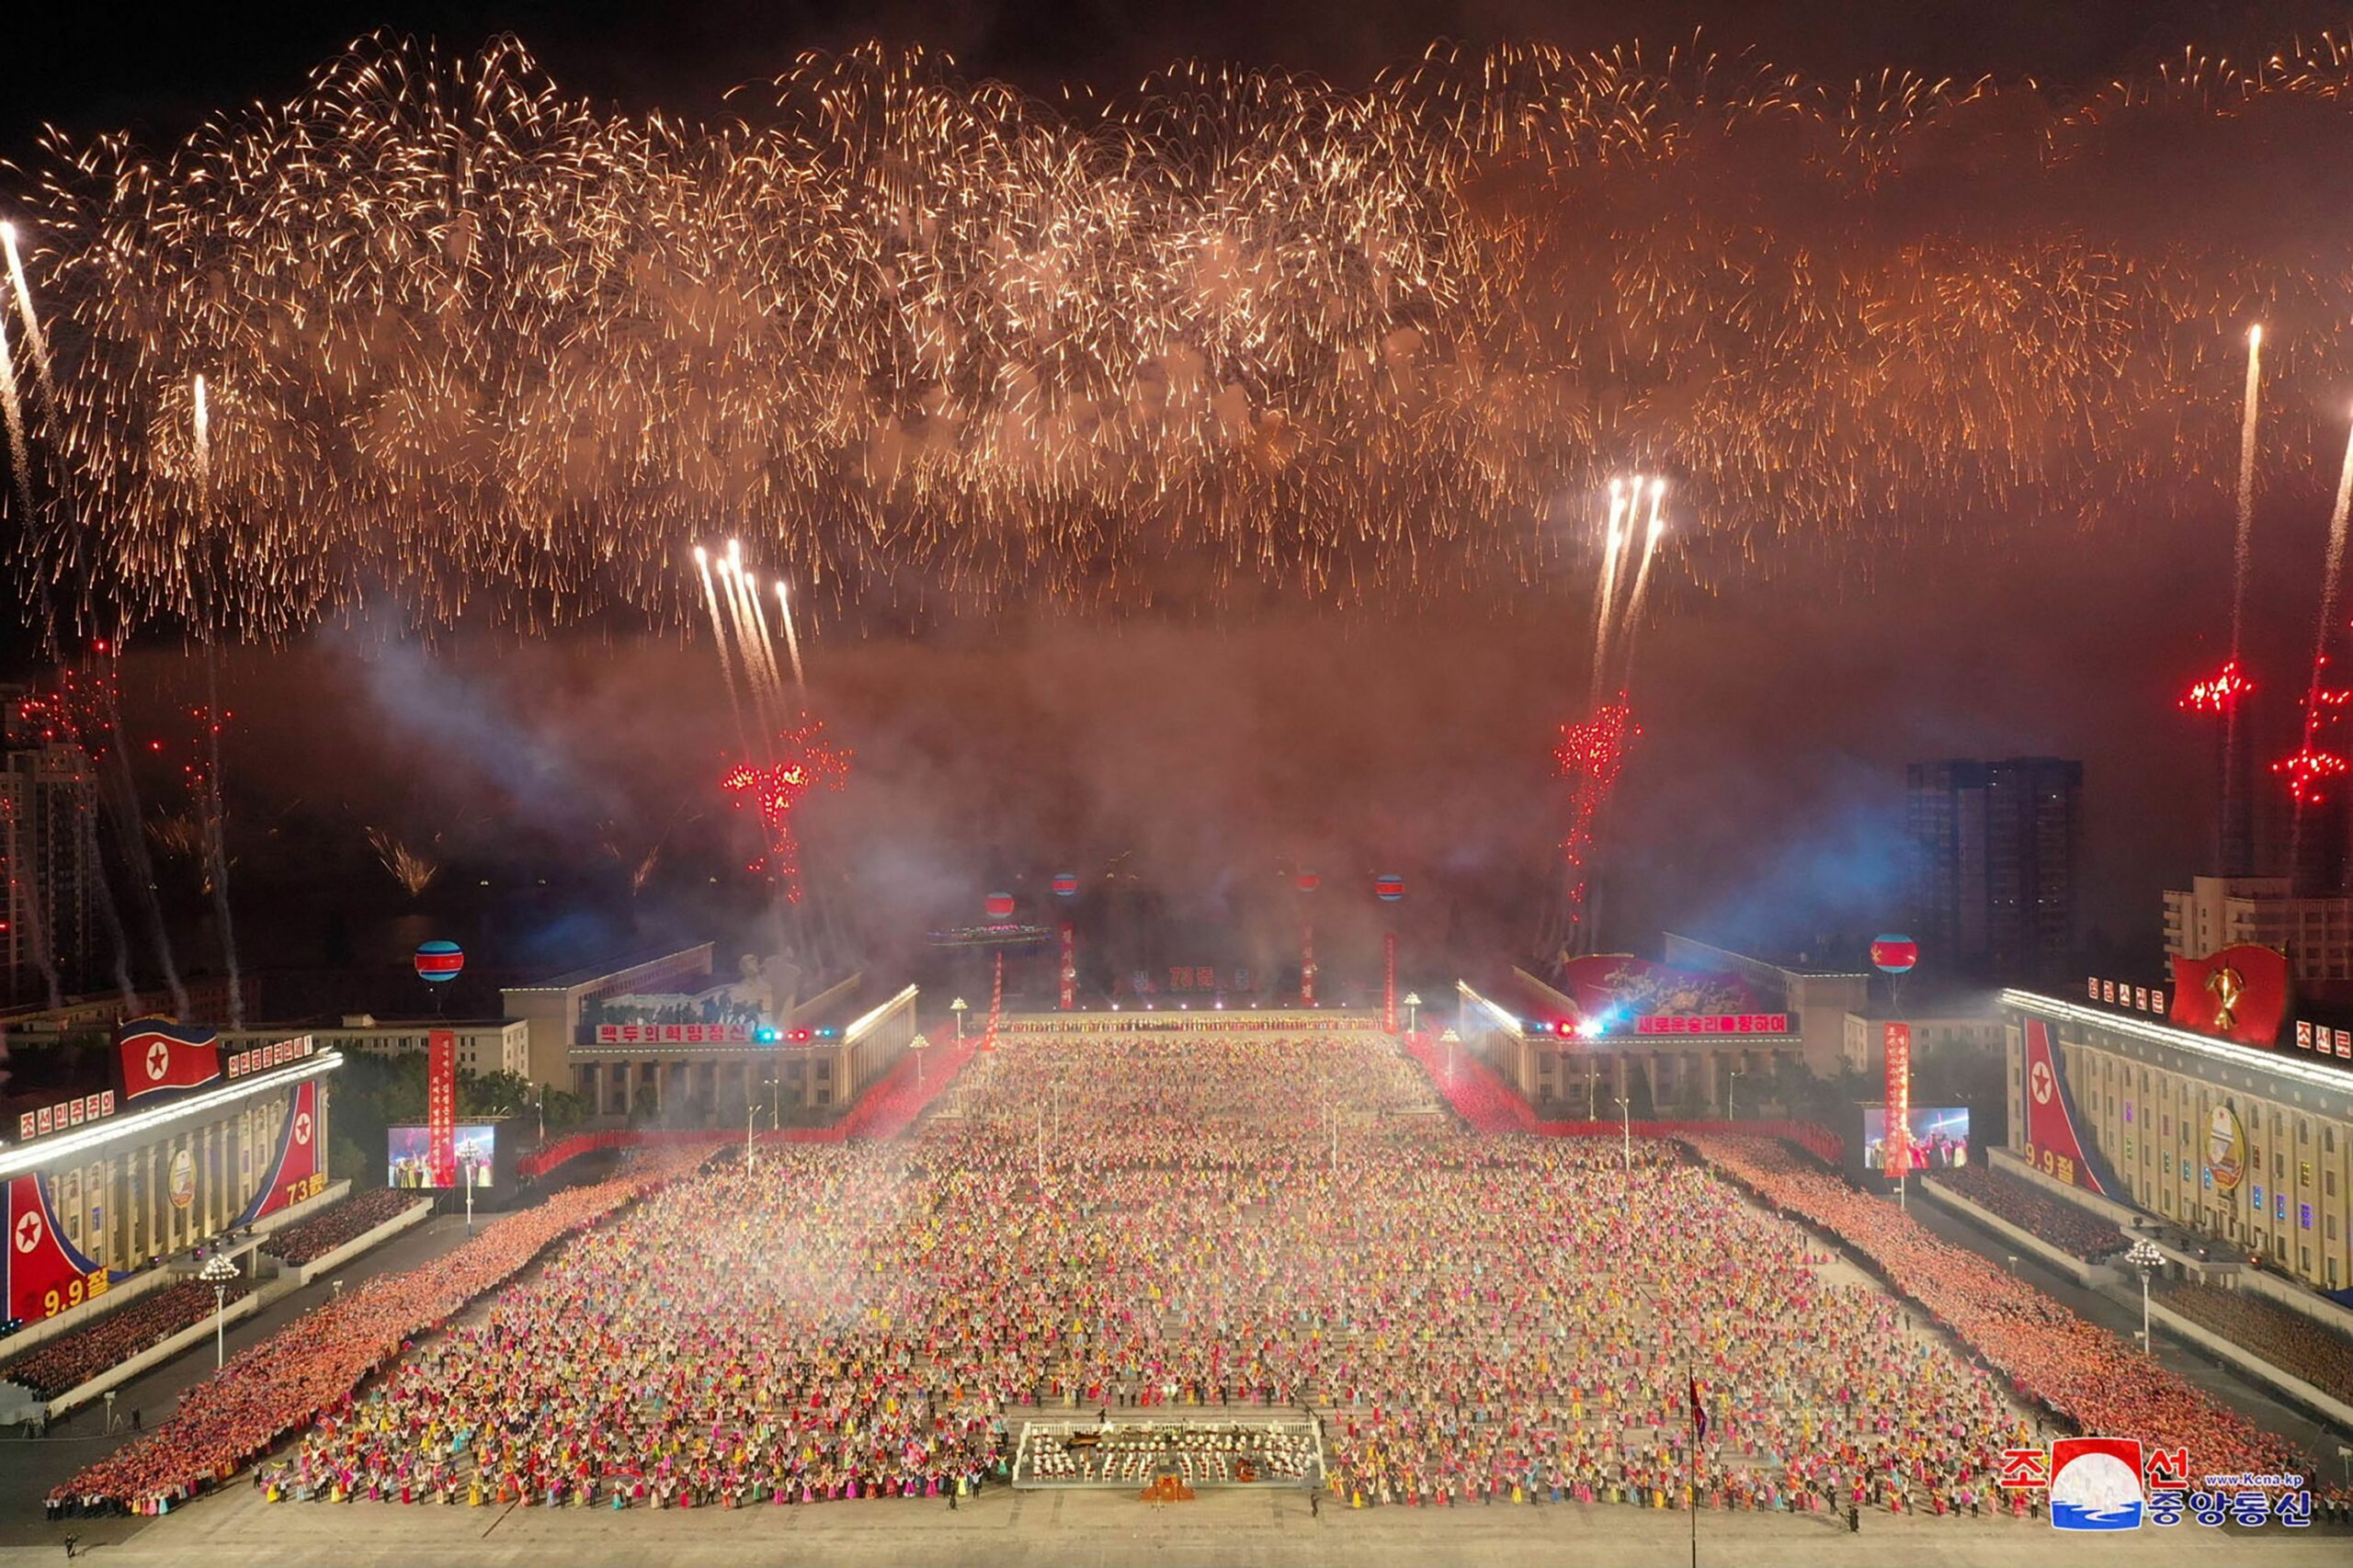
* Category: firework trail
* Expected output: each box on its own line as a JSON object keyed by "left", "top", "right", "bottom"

{"left": 0, "top": 281, "right": 29, "bottom": 522}
{"left": 1589, "top": 479, "right": 1632, "bottom": 709}
{"left": 2290, "top": 412, "right": 2353, "bottom": 869}
{"left": 694, "top": 545, "right": 751, "bottom": 757}
{"left": 2220, "top": 324, "right": 2267, "bottom": 870}
{"left": 0, "top": 781, "right": 62, "bottom": 1010}
{"left": 1616, "top": 480, "right": 1667, "bottom": 687}
{"left": 742, "top": 570, "right": 791, "bottom": 724}
{"left": 0, "top": 222, "right": 55, "bottom": 404}
{"left": 775, "top": 579, "right": 808, "bottom": 705}
{"left": 80, "top": 809, "right": 134, "bottom": 1005}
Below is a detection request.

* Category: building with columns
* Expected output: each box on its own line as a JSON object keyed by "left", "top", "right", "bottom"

{"left": 3, "top": 1040, "right": 340, "bottom": 1335}
{"left": 1455, "top": 974, "right": 1805, "bottom": 1118}
{"left": 569, "top": 981, "right": 916, "bottom": 1124}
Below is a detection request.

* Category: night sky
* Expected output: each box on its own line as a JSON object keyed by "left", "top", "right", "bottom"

{"left": 5, "top": 0, "right": 2347, "bottom": 990}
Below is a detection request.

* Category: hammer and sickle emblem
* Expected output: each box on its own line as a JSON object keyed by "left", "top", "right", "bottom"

{"left": 2207, "top": 965, "right": 2245, "bottom": 1028}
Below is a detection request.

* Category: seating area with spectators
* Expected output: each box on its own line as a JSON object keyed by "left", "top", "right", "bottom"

{"left": 1925, "top": 1163, "right": 2129, "bottom": 1261}
{"left": 0, "top": 1278, "right": 256, "bottom": 1402}
{"left": 2156, "top": 1281, "right": 2353, "bottom": 1406}
{"left": 261, "top": 1189, "right": 431, "bottom": 1268}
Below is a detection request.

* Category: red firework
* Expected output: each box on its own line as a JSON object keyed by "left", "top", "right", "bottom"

{"left": 2179, "top": 659, "right": 2255, "bottom": 713}
{"left": 2274, "top": 747, "right": 2348, "bottom": 805}
{"left": 719, "top": 721, "right": 850, "bottom": 900}
{"left": 1555, "top": 695, "right": 1641, "bottom": 935}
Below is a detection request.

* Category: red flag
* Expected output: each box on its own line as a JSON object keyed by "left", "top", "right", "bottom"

{"left": 1688, "top": 1373, "right": 1709, "bottom": 1444}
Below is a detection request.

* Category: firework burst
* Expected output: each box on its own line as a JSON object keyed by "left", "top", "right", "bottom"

{"left": 720, "top": 721, "right": 851, "bottom": 901}
{"left": 1, "top": 32, "right": 2350, "bottom": 634}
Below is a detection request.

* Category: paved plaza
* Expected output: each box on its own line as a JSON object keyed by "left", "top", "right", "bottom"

{"left": 4, "top": 1478, "right": 2343, "bottom": 1568}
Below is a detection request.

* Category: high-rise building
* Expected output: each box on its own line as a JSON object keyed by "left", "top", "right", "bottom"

{"left": 0, "top": 685, "right": 102, "bottom": 1006}
{"left": 1905, "top": 757, "right": 2083, "bottom": 983}
{"left": 2162, "top": 874, "right": 2353, "bottom": 982}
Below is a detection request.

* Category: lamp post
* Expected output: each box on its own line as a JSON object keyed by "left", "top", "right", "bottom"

{"left": 1726, "top": 1070, "right": 1745, "bottom": 1122}
{"left": 909, "top": 1032, "right": 930, "bottom": 1090}
{"left": 949, "top": 997, "right": 969, "bottom": 1043}
{"left": 1403, "top": 992, "right": 1422, "bottom": 1036}
{"left": 1438, "top": 1026, "right": 1459, "bottom": 1081}
{"left": 2128, "top": 1238, "right": 2165, "bottom": 1357}
{"left": 200, "top": 1253, "right": 237, "bottom": 1369}
{"left": 1614, "top": 1096, "right": 1631, "bottom": 1176}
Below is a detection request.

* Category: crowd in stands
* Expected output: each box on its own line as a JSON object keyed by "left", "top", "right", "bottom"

{"left": 2156, "top": 1282, "right": 2353, "bottom": 1406}
{"left": 1689, "top": 1135, "right": 2336, "bottom": 1503}
{"left": 245, "top": 1032, "right": 2034, "bottom": 1516}
{"left": 50, "top": 1147, "right": 711, "bottom": 1517}
{"left": 1926, "top": 1165, "right": 2129, "bottom": 1262}
{"left": 2, "top": 1278, "right": 256, "bottom": 1402}
{"left": 261, "top": 1191, "right": 432, "bottom": 1269}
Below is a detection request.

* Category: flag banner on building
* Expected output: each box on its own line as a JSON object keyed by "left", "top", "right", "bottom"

{"left": 2167, "top": 943, "right": 2290, "bottom": 1047}
{"left": 114, "top": 1018, "right": 223, "bottom": 1103}
{"left": 1059, "top": 923, "right": 1076, "bottom": 1011}
{"left": 235, "top": 1080, "right": 326, "bottom": 1224}
{"left": 1301, "top": 924, "right": 1316, "bottom": 1006}
{"left": 2019, "top": 1017, "right": 2119, "bottom": 1196}
{"left": 6, "top": 1172, "right": 111, "bottom": 1325}
{"left": 1882, "top": 1022, "right": 1911, "bottom": 1179}
{"left": 428, "top": 1029, "right": 457, "bottom": 1187}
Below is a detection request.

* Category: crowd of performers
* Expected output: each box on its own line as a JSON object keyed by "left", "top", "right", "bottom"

{"left": 53, "top": 1027, "right": 2346, "bottom": 1522}
{"left": 250, "top": 1033, "right": 2038, "bottom": 1516}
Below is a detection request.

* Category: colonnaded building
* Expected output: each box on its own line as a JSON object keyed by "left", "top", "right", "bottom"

{"left": 3, "top": 1023, "right": 338, "bottom": 1335}
{"left": 2004, "top": 949, "right": 2353, "bottom": 1299}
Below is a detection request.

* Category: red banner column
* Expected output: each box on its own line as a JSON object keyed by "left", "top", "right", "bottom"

{"left": 1301, "top": 925, "right": 1317, "bottom": 1008}
{"left": 428, "top": 1028, "right": 457, "bottom": 1187}
{"left": 982, "top": 951, "right": 1004, "bottom": 1051}
{"left": 1882, "top": 1022, "right": 1910, "bottom": 1181}
{"left": 1382, "top": 931, "right": 1399, "bottom": 1034}
{"left": 1059, "top": 923, "right": 1076, "bottom": 1010}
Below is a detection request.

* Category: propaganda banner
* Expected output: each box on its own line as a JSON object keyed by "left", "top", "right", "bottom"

{"left": 1059, "top": 923, "right": 1076, "bottom": 1011}
{"left": 235, "top": 1080, "right": 327, "bottom": 1224}
{"left": 428, "top": 1029, "right": 457, "bottom": 1187}
{"left": 115, "top": 1017, "right": 223, "bottom": 1103}
{"left": 1882, "top": 1023, "right": 1911, "bottom": 1179}
{"left": 6, "top": 1172, "right": 110, "bottom": 1325}
{"left": 2020, "top": 1017, "right": 2118, "bottom": 1196}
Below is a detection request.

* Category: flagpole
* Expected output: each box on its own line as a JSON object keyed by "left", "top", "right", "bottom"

{"left": 1688, "top": 1358, "right": 1700, "bottom": 1568}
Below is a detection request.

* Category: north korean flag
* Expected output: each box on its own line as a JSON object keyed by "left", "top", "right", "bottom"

{"left": 115, "top": 1017, "right": 223, "bottom": 1102}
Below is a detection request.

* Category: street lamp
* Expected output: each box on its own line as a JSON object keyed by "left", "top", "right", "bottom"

{"left": 199, "top": 1253, "right": 237, "bottom": 1369}
{"left": 1438, "top": 1026, "right": 1459, "bottom": 1081}
{"left": 909, "top": 1031, "right": 930, "bottom": 1090}
{"left": 949, "top": 998, "right": 969, "bottom": 1042}
{"left": 1726, "top": 1069, "right": 1746, "bottom": 1122}
{"left": 2127, "top": 1238, "right": 2165, "bottom": 1357}
{"left": 1613, "top": 1096, "right": 1631, "bottom": 1175}
{"left": 1403, "top": 992, "right": 1422, "bottom": 1036}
